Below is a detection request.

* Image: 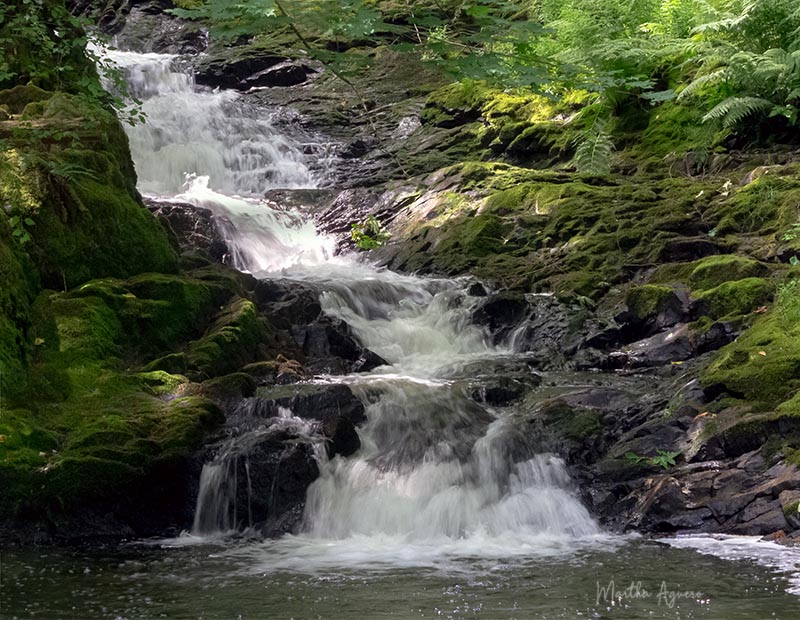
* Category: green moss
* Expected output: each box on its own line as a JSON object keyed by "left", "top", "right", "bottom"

{"left": 565, "top": 410, "right": 602, "bottom": 441}
{"left": 0, "top": 84, "right": 53, "bottom": 114}
{"left": 136, "top": 370, "right": 190, "bottom": 396}
{"left": 687, "top": 255, "right": 771, "bottom": 291}
{"left": 634, "top": 101, "right": 722, "bottom": 161}
{"left": 712, "top": 175, "right": 800, "bottom": 235}
{"left": 702, "top": 306, "right": 800, "bottom": 406}
{"left": 696, "top": 277, "right": 773, "bottom": 319}
{"left": 420, "top": 81, "right": 489, "bottom": 127}
{"left": 187, "top": 297, "right": 276, "bottom": 377}
{"left": 625, "top": 285, "right": 676, "bottom": 320}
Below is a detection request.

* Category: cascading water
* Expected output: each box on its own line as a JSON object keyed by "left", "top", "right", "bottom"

{"left": 107, "top": 44, "right": 602, "bottom": 566}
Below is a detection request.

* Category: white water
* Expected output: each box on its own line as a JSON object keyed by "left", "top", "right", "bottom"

{"left": 109, "top": 46, "right": 604, "bottom": 567}
{"left": 104, "top": 48, "right": 317, "bottom": 195}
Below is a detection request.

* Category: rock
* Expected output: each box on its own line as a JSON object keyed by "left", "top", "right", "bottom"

{"left": 241, "top": 61, "right": 317, "bottom": 89}
{"left": 472, "top": 291, "right": 528, "bottom": 338}
{"left": 779, "top": 490, "right": 800, "bottom": 529}
{"left": 658, "top": 238, "right": 724, "bottom": 262}
{"left": 254, "top": 279, "right": 322, "bottom": 330}
{"left": 195, "top": 54, "right": 286, "bottom": 90}
{"left": 725, "top": 498, "right": 789, "bottom": 535}
{"left": 323, "top": 415, "right": 361, "bottom": 458}
{"left": 242, "top": 383, "right": 366, "bottom": 427}
{"left": 619, "top": 324, "right": 695, "bottom": 368}
{"left": 622, "top": 284, "right": 690, "bottom": 335}
{"left": 145, "top": 199, "right": 230, "bottom": 262}
{"left": 291, "top": 318, "right": 388, "bottom": 375}
{"left": 470, "top": 376, "right": 532, "bottom": 406}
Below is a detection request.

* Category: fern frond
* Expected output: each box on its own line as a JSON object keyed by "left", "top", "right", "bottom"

{"left": 572, "top": 126, "right": 614, "bottom": 175}
{"left": 702, "top": 96, "right": 774, "bottom": 127}
{"left": 677, "top": 68, "right": 726, "bottom": 99}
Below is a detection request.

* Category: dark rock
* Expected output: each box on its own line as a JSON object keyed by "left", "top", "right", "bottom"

{"left": 694, "top": 321, "right": 739, "bottom": 354}
{"left": 242, "top": 383, "right": 366, "bottom": 427}
{"left": 619, "top": 324, "right": 695, "bottom": 368}
{"left": 658, "top": 238, "right": 724, "bottom": 262}
{"left": 145, "top": 199, "right": 229, "bottom": 262}
{"left": 323, "top": 415, "right": 361, "bottom": 458}
{"left": 254, "top": 279, "right": 322, "bottom": 330}
{"left": 725, "top": 498, "right": 789, "bottom": 535}
{"left": 195, "top": 54, "right": 286, "bottom": 90}
{"left": 291, "top": 317, "right": 388, "bottom": 375}
{"left": 340, "top": 137, "right": 376, "bottom": 159}
{"left": 466, "top": 281, "right": 488, "bottom": 297}
{"left": 472, "top": 292, "right": 528, "bottom": 337}
{"left": 241, "top": 61, "right": 317, "bottom": 89}
{"left": 470, "top": 376, "right": 533, "bottom": 406}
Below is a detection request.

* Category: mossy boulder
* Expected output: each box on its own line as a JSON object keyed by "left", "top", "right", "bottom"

{"left": 686, "top": 255, "right": 771, "bottom": 291}
{"left": 625, "top": 285, "right": 681, "bottom": 322}
{"left": 702, "top": 310, "right": 800, "bottom": 407}
{"left": 695, "top": 278, "right": 773, "bottom": 320}
{"left": 187, "top": 297, "right": 277, "bottom": 378}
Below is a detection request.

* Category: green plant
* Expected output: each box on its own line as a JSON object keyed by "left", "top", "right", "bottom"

{"left": 650, "top": 449, "right": 681, "bottom": 469}
{"left": 351, "top": 215, "right": 391, "bottom": 250}
{"left": 625, "top": 449, "right": 681, "bottom": 469}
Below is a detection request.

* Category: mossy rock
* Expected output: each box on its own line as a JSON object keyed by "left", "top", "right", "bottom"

{"left": 695, "top": 277, "right": 773, "bottom": 320}
{"left": 0, "top": 85, "right": 53, "bottom": 114}
{"left": 187, "top": 297, "right": 277, "bottom": 377}
{"left": 625, "top": 285, "right": 678, "bottom": 321}
{"left": 420, "top": 82, "right": 489, "bottom": 128}
{"left": 687, "top": 255, "right": 771, "bottom": 291}
{"left": 702, "top": 309, "right": 800, "bottom": 407}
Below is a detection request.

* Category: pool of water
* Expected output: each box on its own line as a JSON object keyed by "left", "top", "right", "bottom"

{"left": 3, "top": 536, "right": 799, "bottom": 619}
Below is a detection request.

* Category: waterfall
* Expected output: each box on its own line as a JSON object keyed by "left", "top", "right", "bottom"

{"left": 106, "top": 45, "right": 601, "bottom": 556}
{"left": 103, "top": 48, "right": 317, "bottom": 196}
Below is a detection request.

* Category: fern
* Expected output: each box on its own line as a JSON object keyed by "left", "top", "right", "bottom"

{"left": 702, "top": 95, "right": 774, "bottom": 127}
{"left": 572, "top": 123, "right": 615, "bottom": 174}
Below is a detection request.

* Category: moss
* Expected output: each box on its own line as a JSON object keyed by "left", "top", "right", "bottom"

{"left": 702, "top": 307, "right": 800, "bottom": 407}
{"left": 565, "top": 410, "right": 602, "bottom": 441}
{"left": 420, "top": 81, "right": 489, "bottom": 127}
{"left": 687, "top": 255, "right": 771, "bottom": 291}
{"left": 187, "top": 297, "right": 276, "bottom": 377}
{"left": 634, "top": 101, "right": 722, "bottom": 162}
{"left": 712, "top": 175, "right": 800, "bottom": 235}
{"left": 0, "top": 85, "right": 53, "bottom": 114}
{"left": 626, "top": 285, "right": 676, "bottom": 320}
{"left": 0, "top": 283, "right": 225, "bottom": 521}
{"left": 2, "top": 94, "right": 178, "bottom": 290}
{"left": 696, "top": 277, "right": 773, "bottom": 320}
{"left": 136, "top": 370, "right": 190, "bottom": 397}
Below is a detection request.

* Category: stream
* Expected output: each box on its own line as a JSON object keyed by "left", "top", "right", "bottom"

{"left": 4, "top": 47, "right": 800, "bottom": 620}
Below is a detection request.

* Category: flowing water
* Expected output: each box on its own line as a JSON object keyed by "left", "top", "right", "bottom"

{"left": 4, "top": 47, "right": 800, "bottom": 619}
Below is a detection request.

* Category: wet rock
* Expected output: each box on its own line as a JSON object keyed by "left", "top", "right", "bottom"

{"left": 779, "top": 490, "right": 800, "bottom": 529}
{"left": 241, "top": 61, "right": 318, "bottom": 89}
{"left": 244, "top": 383, "right": 366, "bottom": 427}
{"left": 195, "top": 54, "right": 286, "bottom": 90}
{"left": 291, "top": 318, "right": 388, "bottom": 375}
{"left": 658, "top": 238, "right": 724, "bottom": 262}
{"left": 620, "top": 284, "right": 690, "bottom": 337}
{"left": 235, "top": 431, "right": 320, "bottom": 535}
{"left": 472, "top": 291, "right": 528, "bottom": 338}
{"left": 618, "top": 324, "right": 695, "bottom": 368}
{"left": 145, "top": 198, "right": 229, "bottom": 262}
{"left": 323, "top": 415, "right": 361, "bottom": 458}
{"left": 110, "top": 5, "right": 207, "bottom": 55}
{"left": 725, "top": 498, "right": 789, "bottom": 535}
{"left": 471, "top": 376, "right": 533, "bottom": 406}
{"left": 254, "top": 279, "right": 322, "bottom": 330}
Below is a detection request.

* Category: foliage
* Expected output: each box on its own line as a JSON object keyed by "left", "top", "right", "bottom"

{"left": 625, "top": 449, "right": 681, "bottom": 469}
{"left": 351, "top": 215, "right": 391, "bottom": 250}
